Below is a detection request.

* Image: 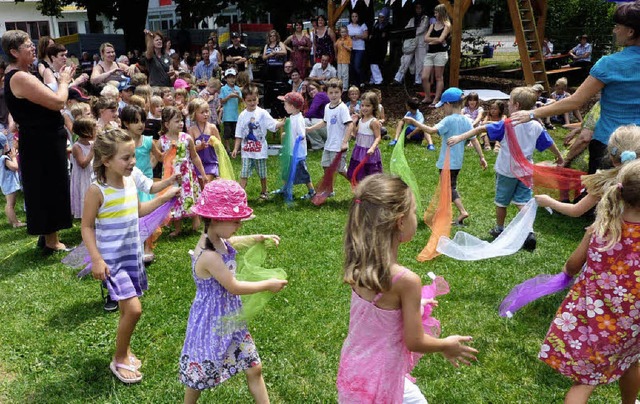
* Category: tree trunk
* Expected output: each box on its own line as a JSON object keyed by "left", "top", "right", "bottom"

{"left": 116, "top": 0, "right": 149, "bottom": 51}
{"left": 85, "top": 1, "right": 102, "bottom": 33}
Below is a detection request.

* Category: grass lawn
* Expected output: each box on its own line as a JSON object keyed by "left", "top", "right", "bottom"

{"left": 0, "top": 125, "right": 621, "bottom": 403}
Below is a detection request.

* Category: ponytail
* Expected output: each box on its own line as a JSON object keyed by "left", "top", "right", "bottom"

{"left": 593, "top": 183, "right": 625, "bottom": 251}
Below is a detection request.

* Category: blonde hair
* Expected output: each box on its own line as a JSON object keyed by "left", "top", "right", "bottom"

{"left": 510, "top": 86, "right": 537, "bottom": 111}
{"left": 70, "top": 102, "right": 90, "bottom": 120}
{"left": 93, "top": 128, "right": 132, "bottom": 184}
{"left": 555, "top": 77, "right": 568, "bottom": 89}
{"left": 582, "top": 125, "right": 640, "bottom": 197}
{"left": 188, "top": 98, "right": 209, "bottom": 122}
{"left": 174, "top": 88, "right": 188, "bottom": 100}
{"left": 134, "top": 84, "right": 152, "bottom": 106}
{"left": 150, "top": 95, "right": 163, "bottom": 112}
{"left": 343, "top": 174, "right": 414, "bottom": 293}
{"left": 236, "top": 71, "right": 250, "bottom": 88}
{"left": 128, "top": 94, "right": 146, "bottom": 110}
{"left": 100, "top": 84, "right": 119, "bottom": 100}
{"left": 207, "top": 77, "right": 222, "bottom": 91}
{"left": 360, "top": 91, "right": 379, "bottom": 118}
{"left": 130, "top": 73, "right": 147, "bottom": 86}
{"left": 434, "top": 4, "right": 451, "bottom": 25}
{"left": 593, "top": 159, "right": 640, "bottom": 251}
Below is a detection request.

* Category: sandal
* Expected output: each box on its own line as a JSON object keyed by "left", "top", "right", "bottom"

{"left": 110, "top": 360, "right": 142, "bottom": 384}
{"left": 129, "top": 355, "right": 142, "bottom": 370}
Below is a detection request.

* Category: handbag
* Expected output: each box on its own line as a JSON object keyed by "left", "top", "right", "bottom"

{"left": 402, "top": 38, "right": 417, "bottom": 54}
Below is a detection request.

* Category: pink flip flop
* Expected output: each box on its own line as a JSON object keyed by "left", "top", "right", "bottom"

{"left": 110, "top": 360, "right": 142, "bottom": 384}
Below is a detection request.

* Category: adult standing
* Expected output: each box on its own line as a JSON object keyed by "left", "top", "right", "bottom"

{"left": 225, "top": 32, "right": 249, "bottom": 72}
{"left": 43, "top": 44, "right": 88, "bottom": 91}
{"left": 262, "top": 29, "right": 288, "bottom": 82}
{"left": 2, "top": 30, "right": 74, "bottom": 251}
{"left": 391, "top": 2, "right": 429, "bottom": 86}
{"left": 314, "top": 15, "right": 336, "bottom": 63}
{"left": 511, "top": 1, "right": 640, "bottom": 174}
{"left": 206, "top": 33, "right": 223, "bottom": 68}
{"left": 194, "top": 47, "right": 217, "bottom": 81}
{"left": 369, "top": 9, "right": 391, "bottom": 85}
{"left": 347, "top": 11, "right": 368, "bottom": 87}
{"left": 91, "top": 42, "right": 133, "bottom": 88}
{"left": 569, "top": 34, "right": 593, "bottom": 68}
{"left": 35, "top": 36, "right": 55, "bottom": 81}
{"left": 144, "top": 30, "right": 174, "bottom": 87}
{"left": 421, "top": 4, "right": 451, "bottom": 106}
{"left": 284, "top": 21, "right": 312, "bottom": 78}
{"left": 304, "top": 81, "right": 330, "bottom": 150}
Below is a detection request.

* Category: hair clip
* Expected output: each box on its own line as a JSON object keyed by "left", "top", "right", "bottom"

{"left": 617, "top": 182, "right": 623, "bottom": 190}
{"left": 354, "top": 199, "right": 361, "bottom": 204}
{"left": 620, "top": 150, "right": 637, "bottom": 164}
{"left": 610, "top": 146, "right": 619, "bottom": 156}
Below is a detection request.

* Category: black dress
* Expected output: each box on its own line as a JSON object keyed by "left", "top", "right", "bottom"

{"left": 4, "top": 70, "right": 72, "bottom": 235}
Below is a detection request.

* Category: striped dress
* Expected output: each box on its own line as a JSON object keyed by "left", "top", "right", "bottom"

{"left": 95, "top": 177, "right": 147, "bottom": 301}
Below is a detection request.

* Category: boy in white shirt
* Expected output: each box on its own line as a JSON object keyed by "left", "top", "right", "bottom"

{"left": 232, "top": 85, "right": 284, "bottom": 200}
{"left": 306, "top": 78, "right": 352, "bottom": 196}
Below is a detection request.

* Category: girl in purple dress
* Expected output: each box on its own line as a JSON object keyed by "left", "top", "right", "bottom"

{"left": 346, "top": 92, "right": 383, "bottom": 183}
{"left": 188, "top": 98, "right": 220, "bottom": 183}
{"left": 179, "top": 180, "right": 287, "bottom": 403}
{"left": 337, "top": 174, "right": 478, "bottom": 402}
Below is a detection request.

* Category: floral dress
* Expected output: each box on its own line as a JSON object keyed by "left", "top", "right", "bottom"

{"left": 179, "top": 242, "right": 261, "bottom": 390}
{"left": 291, "top": 34, "right": 311, "bottom": 78}
{"left": 539, "top": 222, "right": 640, "bottom": 386}
{"left": 159, "top": 132, "right": 200, "bottom": 219}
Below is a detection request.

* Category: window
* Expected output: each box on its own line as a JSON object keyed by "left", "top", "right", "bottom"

{"left": 5, "top": 21, "right": 50, "bottom": 39}
{"left": 58, "top": 21, "right": 78, "bottom": 36}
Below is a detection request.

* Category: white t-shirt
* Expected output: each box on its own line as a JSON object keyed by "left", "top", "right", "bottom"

{"left": 348, "top": 24, "right": 368, "bottom": 51}
{"left": 289, "top": 112, "right": 307, "bottom": 158}
{"left": 235, "top": 107, "right": 278, "bottom": 159}
{"left": 324, "top": 102, "right": 351, "bottom": 152}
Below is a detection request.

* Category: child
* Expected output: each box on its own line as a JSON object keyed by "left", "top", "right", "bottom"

{"left": 148, "top": 95, "right": 163, "bottom": 120}
{"left": 179, "top": 179, "right": 287, "bottom": 403}
{"left": 337, "top": 174, "right": 478, "bottom": 402}
{"left": 462, "top": 91, "right": 484, "bottom": 127}
{"left": 159, "top": 106, "right": 209, "bottom": 236}
{"left": 199, "top": 77, "right": 222, "bottom": 126}
{"left": 93, "top": 97, "right": 119, "bottom": 132}
{"left": 232, "top": 85, "right": 284, "bottom": 199}
{"left": 481, "top": 100, "right": 506, "bottom": 152}
{"left": 447, "top": 86, "right": 564, "bottom": 249}
{"left": 550, "top": 77, "right": 582, "bottom": 125}
{"left": 390, "top": 97, "right": 428, "bottom": 146}
{"left": 346, "top": 91, "right": 383, "bottom": 183}
{"left": 306, "top": 78, "right": 353, "bottom": 189}
{"left": 188, "top": 98, "right": 221, "bottom": 182}
{"left": 346, "top": 86, "right": 361, "bottom": 116}
{"left": 273, "top": 92, "right": 316, "bottom": 199}
{"left": 0, "top": 133, "right": 24, "bottom": 228}
{"left": 403, "top": 88, "right": 487, "bottom": 225}
{"left": 160, "top": 87, "right": 174, "bottom": 107}
{"left": 539, "top": 159, "right": 640, "bottom": 403}
{"left": 220, "top": 68, "right": 242, "bottom": 152}
{"left": 334, "top": 26, "right": 352, "bottom": 92}
{"left": 70, "top": 118, "right": 96, "bottom": 219}
{"left": 81, "top": 128, "right": 179, "bottom": 383}
{"left": 532, "top": 83, "right": 555, "bottom": 131}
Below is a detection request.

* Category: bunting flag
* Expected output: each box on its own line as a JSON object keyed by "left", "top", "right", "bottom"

{"left": 350, "top": 154, "right": 370, "bottom": 189}
{"left": 499, "top": 271, "right": 574, "bottom": 318}
{"left": 436, "top": 199, "right": 539, "bottom": 261}
{"left": 390, "top": 125, "right": 423, "bottom": 214}
{"left": 65, "top": 198, "right": 177, "bottom": 277}
{"left": 417, "top": 148, "right": 452, "bottom": 262}
{"left": 209, "top": 136, "right": 235, "bottom": 180}
{"left": 312, "top": 151, "right": 344, "bottom": 206}
{"left": 504, "top": 119, "right": 585, "bottom": 200}
{"left": 234, "top": 241, "right": 288, "bottom": 321}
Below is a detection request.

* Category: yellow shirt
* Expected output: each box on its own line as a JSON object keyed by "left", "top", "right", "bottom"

{"left": 335, "top": 36, "right": 352, "bottom": 64}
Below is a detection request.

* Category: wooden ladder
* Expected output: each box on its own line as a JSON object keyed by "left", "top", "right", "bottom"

{"left": 507, "top": 0, "right": 550, "bottom": 92}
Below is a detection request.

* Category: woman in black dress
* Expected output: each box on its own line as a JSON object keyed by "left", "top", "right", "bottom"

{"left": 2, "top": 30, "right": 75, "bottom": 252}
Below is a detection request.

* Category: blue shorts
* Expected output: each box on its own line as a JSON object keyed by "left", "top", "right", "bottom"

{"left": 494, "top": 173, "right": 532, "bottom": 207}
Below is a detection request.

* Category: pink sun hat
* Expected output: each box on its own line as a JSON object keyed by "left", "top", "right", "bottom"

{"left": 173, "top": 78, "right": 190, "bottom": 90}
{"left": 191, "top": 179, "right": 254, "bottom": 220}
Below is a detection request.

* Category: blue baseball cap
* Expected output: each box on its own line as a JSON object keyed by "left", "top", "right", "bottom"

{"left": 435, "top": 87, "right": 464, "bottom": 108}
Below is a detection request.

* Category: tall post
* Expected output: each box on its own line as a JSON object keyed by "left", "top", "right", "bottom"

{"left": 447, "top": 0, "right": 472, "bottom": 87}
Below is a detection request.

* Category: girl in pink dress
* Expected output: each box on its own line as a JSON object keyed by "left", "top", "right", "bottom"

{"left": 539, "top": 159, "right": 640, "bottom": 403}
{"left": 336, "top": 174, "right": 478, "bottom": 403}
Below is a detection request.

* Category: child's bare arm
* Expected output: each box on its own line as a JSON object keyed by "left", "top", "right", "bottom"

{"left": 469, "top": 138, "right": 487, "bottom": 170}
{"left": 81, "top": 185, "right": 109, "bottom": 280}
{"left": 564, "top": 228, "right": 591, "bottom": 276}
{"left": 149, "top": 173, "right": 180, "bottom": 194}
{"left": 548, "top": 143, "right": 564, "bottom": 166}
{"left": 535, "top": 193, "right": 598, "bottom": 217}
{"left": 402, "top": 116, "right": 437, "bottom": 134}
{"left": 306, "top": 120, "right": 327, "bottom": 132}
{"left": 368, "top": 119, "right": 382, "bottom": 155}
{"left": 71, "top": 144, "right": 94, "bottom": 168}
{"left": 200, "top": 251, "right": 287, "bottom": 295}
{"left": 187, "top": 137, "right": 208, "bottom": 181}
{"left": 139, "top": 186, "right": 180, "bottom": 217}
{"left": 4, "top": 152, "right": 19, "bottom": 171}
{"left": 150, "top": 138, "right": 164, "bottom": 161}
{"left": 231, "top": 138, "right": 241, "bottom": 158}
{"left": 446, "top": 126, "right": 486, "bottom": 146}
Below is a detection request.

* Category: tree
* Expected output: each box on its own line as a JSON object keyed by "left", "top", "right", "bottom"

{"left": 34, "top": 0, "right": 150, "bottom": 51}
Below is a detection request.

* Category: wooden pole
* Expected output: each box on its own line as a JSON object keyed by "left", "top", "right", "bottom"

{"left": 329, "top": 0, "right": 350, "bottom": 29}
{"left": 447, "top": 0, "right": 472, "bottom": 87}
{"left": 533, "top": 0, "right": 548, "bottom": 47}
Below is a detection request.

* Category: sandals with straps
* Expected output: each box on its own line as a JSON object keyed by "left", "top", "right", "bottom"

{"left": 110, "top": 360, "right": 143, "bottom": 384}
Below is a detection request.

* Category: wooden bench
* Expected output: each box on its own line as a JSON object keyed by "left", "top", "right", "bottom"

{"left": 546, "top": 66, "right": 582, "bottom": 76}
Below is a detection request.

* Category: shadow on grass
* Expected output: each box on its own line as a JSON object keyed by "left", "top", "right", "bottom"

{"left": 0, "top": 226, "right": 31, "bottom": 245}
{"left": 47, "top": 299, "right": 106, "bottom": 331}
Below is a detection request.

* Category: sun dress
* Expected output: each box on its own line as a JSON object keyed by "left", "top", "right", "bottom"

{"left": 291, "top": 34, "right": 311, "bottom": 78}
{"left": 337, "top": 268, "right": 414, "bottom": 403}
{"left": 346, "top": 117, "right": 383, "bottom": 182}
{"left": 193, "top": 124, "right": 219, "bottom": 178}
{"left": 179, "top": 242, "right": 261, "bottom": 390}
{"left": 70, "top": 142, "right": 93, "bottom": 219}
{"left": 95, "top": 177, "right": 147, "bottom": 301}
{"left": 159, "top": 132, "right": 201, "bottom": 219}
{"left": 539, "top": 222, "right": 640, "bottom": 386}
{"left": 315, "top": 28, "right": 335, "bottom": 62}
{"left": 135, "top": 136, "right": 154, "bottom": 203}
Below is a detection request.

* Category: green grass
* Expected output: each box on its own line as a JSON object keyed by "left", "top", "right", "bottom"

{"left": 0, "top": 126, "right": 621, "bottom": 403}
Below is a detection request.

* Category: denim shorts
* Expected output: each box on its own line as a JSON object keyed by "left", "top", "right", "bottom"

{"left": 494, "top": 173, "right": 532, "bottom": 207}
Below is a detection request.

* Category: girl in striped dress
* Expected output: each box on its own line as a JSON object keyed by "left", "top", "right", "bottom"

{"left": 81, "top": 128, "right": 179, "bottom": 384}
